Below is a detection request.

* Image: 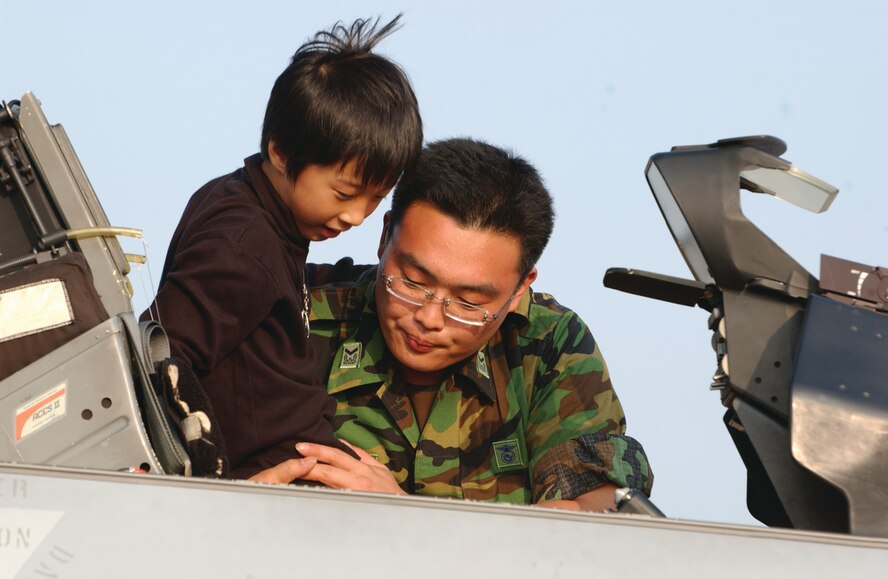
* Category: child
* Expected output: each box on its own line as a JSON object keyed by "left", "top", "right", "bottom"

{"left": 144, "top": 16, "right": 422, "bottom": 479}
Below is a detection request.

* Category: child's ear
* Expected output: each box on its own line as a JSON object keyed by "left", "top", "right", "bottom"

{"left": 377, "top": 211, "right": 392, "bottom": 259}
{"left": 267, "top": 140, "right": 288, "bottom": 174}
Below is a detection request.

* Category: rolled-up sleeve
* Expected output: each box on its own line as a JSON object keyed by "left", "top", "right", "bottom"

{"left": 531, "top": 434, "right": 653, "bottom": 501}
{"left": 524, "top": 306, "right": 654, "bottom": 502}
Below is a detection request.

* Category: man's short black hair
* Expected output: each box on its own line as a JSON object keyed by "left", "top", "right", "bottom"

{"left": 261, "top": 15, "right": 422, "bottom": 186}
{"left": 389, "top": 138, "right": 555, "bottom": 277}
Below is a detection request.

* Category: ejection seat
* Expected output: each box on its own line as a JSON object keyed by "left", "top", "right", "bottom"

{"left": 605, "top": 136, "right": 888, "bottom": 538}
{"left": 0, "top": 93, "right": 196, "bottom": 476}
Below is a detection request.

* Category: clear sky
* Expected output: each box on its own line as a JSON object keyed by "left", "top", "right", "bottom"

{"left": 8, "top": 0, "right": 888, "bottom": 526}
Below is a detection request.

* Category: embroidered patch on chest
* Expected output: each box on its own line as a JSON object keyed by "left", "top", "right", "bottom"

{"left": 492, "top": 438, "right": 524, "bottom": 471}
{"left": 340, "top": 342, "right": 362, "bottom": 369}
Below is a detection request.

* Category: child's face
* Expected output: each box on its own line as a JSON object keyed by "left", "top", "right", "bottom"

{"left": 283, "top": 160, "right": 391, "bottom": 241}
{"left": 265, "top": 148, "right": 392, "bottom": 241}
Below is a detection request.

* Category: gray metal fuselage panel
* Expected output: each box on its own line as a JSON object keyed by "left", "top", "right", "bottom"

{"left": 1, "top": 463, "right": 887, "bottom": 579}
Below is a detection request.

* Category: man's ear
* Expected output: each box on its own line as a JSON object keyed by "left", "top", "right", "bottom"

{"left": 507, "top": 267, "right": 537, "bottom": 313}
{"left": 377, "top": 211, "right": 393, "bottom": 260}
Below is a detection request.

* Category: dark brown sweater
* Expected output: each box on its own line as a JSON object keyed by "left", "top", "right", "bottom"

{"left": 145, "top": 154, "right": 343, "bottom": 479}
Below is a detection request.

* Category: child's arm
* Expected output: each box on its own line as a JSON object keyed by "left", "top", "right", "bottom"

{"left": 152, "top": 235, "right": 280, "bottom": 371}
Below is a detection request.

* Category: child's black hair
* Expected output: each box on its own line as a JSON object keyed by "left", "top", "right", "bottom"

{"left": 261, "top": 15, "right": 422, "bottom": 187}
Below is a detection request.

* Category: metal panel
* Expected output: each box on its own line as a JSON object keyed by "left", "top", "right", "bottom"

{"left": 2, "top": 464, "right": 887, "bottom": 579}
{"left": 0, "top": 317, "right": 161, "bottom": 473}
{"left": 792, "top": 294, "right": 888, "bottom": 536}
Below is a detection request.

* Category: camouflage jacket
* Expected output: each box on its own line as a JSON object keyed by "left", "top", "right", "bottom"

{"left": 309, "top": 266, "right": 653, "bottom": 504}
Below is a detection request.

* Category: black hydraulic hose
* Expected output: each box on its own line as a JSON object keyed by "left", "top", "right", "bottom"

{"left": 0, "top": 253, "right": 38, "bottom": 276}
{"left": 0, "top": 136, "right": 52, "bottom": 238}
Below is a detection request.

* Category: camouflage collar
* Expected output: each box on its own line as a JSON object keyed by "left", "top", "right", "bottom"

{"left": 458, "top": 342, "right": 497, "bottom": 402}
{"left": 510, "top": 290, "right": 533, "bottom": 324}
{"left": 309, "top": 265, "right": 379, "bottom": 323}
{"left": 311, "top": 271, "right": 392, "bottom": 394}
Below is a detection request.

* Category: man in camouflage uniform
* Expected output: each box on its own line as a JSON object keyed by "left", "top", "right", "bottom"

{"left": 254, "top": 138, "right": 652, "bottom": 510}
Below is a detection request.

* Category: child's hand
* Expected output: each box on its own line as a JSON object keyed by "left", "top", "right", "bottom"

{"left": 248, "top": 456, "right": 318, "bottom": 484}
{"left": 293, "top": 441, "right": 406, "bottom": 495}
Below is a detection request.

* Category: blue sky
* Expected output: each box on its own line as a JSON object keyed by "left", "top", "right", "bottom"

{"left": 8, "top": 1, "right": 888, "bottom": 526}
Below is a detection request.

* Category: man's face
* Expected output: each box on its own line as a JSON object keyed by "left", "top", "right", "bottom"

{"left": 376, "top": 202, "right": 536, "bottom": 385}
{"left": 264, "top": 141, "right": 391, "bottom": 241}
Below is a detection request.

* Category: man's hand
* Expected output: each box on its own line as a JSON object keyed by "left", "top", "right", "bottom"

{"left": 295, "top": 441, "right": 407, "bottom": 495}
{"left": 249, "top": 457, "right": 318, "bottom": 484}
{"left": 535, "top": 483, "right": 619, "bottom": 512}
